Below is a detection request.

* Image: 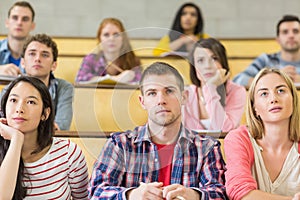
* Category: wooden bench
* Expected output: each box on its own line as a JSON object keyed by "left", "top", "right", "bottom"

{"left": 0, "top": 35, "right": 279, "bottom": 58}
{"left": 71, "top": 85, "right": 147, "bottom": 132}
{"left": 55, "top": 55, "right": 253, "bottom": 84}
{"left": 52, "top": 37, "right": 279, "bottom": 58}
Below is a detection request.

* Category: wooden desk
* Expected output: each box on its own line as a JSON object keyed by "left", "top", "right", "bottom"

{"left": 55, "top": 130, "right": 227, "bottom": 176}
{"left": 55, "top": 130, "right": 227, "bottom": 139}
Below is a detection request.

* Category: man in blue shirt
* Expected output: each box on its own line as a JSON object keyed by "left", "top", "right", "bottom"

{"left": 233, "top": 15, "right": 300, "bottom": 88}
{"left": 0, "top": 1, "right": 35, "bottom": 76}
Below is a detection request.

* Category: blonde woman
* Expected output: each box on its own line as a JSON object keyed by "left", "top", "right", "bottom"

{"left": 225, "top": 68, "right": 300, "bottom": 200}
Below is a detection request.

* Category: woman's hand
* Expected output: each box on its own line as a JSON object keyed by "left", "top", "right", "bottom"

{"left": 111, "top": 70, "right": 135, "bottom": 83}
{"left": 206, "top": 68, "right": 230, "bottom": 86}
{"left": 0, "top": 118, "right": 24, "bottom": 142}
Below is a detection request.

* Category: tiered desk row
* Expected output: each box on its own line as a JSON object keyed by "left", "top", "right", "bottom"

{"left": 0, "top": 35, "right": 281, "bottom": 175}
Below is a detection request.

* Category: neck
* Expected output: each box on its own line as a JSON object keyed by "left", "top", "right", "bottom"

{"left": 21, "top": 131, "right": 39, "bottom": 157}
{"left": 281, "top": 49, "right": 300, "bottom": 62}
{"left": 149, "top": 120, "right": 181, "bottom": 145}
{"left": 103, "top": 51, "right": 120, "bottom": 63}
{"left": 258, "top": 120, "right": 292, "bottom": 150}
{"left": 7, "top": 35, "right": 27, "bottom": 59}
{"left": 34, "top": 74, "right": 50, "bottom": 87}
{"left": 184, "top": 29, "right": 194, "bottom": 35}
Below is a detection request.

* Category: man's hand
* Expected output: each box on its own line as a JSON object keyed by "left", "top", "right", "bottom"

{"left": 163, "top": 184, "right": 200, "bottom": 200}
{"left": 126, "top": 182, "right": 164, "bottom": 200}
{"left": 280, "top": 65, "right": 297, "bottom": 81}
{"left": 0, "top": 64, "right": 21, "bottom": 76}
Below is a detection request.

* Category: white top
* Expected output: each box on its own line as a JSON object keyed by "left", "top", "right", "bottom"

{"left": 23, "top": 137, "right": 89, "bottom": 199}
{"left": 250, "top": 135, "right": 300, "bottom": 196}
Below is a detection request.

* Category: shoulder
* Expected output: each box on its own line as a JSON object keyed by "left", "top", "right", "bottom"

{"left": 110, "top": 126, "right": 145, "bottom": 145}
{"left": 185, "top": 84, "right": 198, "bottom": 96}
{"left": 226, "top": 80, "right": 246, "bottom": 94}
{"left": 56, "top": 78, "right": 74, "bottom": 90}
{"left": 159, "top": 35, "right": 170, "bottom": 42}
{"left": 52, "top": 137, "right": 81, "bottom": 154}
{"left": 225, "top": 125, "right": 250, "bottom": 143}
{"left": 0, "top": 39, "right": 9, "bottom": 52}
{"left": 187, "top": 128, "right": 220, "bottom": 151}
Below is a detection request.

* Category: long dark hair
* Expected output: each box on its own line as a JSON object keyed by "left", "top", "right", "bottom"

{"left": 169, "top": 2, "right": 204, "bottom": 51}
{"left": 0, "top": 76, "right": 55, "bottom": 199}
{"left": 190, "top": 38, "right": 230, "bottom": 106}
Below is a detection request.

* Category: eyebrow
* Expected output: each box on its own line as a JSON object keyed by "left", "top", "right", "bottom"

{"left": 144, "top": 86, "right": 178, "bottom": 93}
{"left": 9, "top": 93, "right": 39, "bottom": 100}
{"left": 256, "top": 84, "right": 288, "bottom": 93}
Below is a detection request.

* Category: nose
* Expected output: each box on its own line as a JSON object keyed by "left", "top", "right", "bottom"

{"left": 270, "top": 93, "right": 278, "bottom": 104}
{"left": 16, "top": 102, "right": 24, "bottom": 114}
{"left": 16, "top": 18, "right": 23, "bottom": 25}
{"left": 34, "top": 54, "right": 42, "bottom": 62}
{"left": 157, "top": 93, "right": 167, "bottom": 105}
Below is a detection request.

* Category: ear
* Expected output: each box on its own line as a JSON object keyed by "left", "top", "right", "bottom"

{"left": 254, "top": 107, "right": 260, "bottom": 117}
{"left": 139, "top": 95, "right": 146, "bottom": 109}
{"left": 50, "top": 61, "right": 57, "bottom": 72}
{"left": 275, "top": 36, "right": 280, "bottom": 44}
{"left": 21, "top": 58, "right": 26, "bottom": 70}
{"left": 30, "top": 22, "right": 36, "bottom": 31}
{"left": 181, "top": 90, "right": 188, "bottom": 105}
{"left": 5, "top": 19, "right": 9, "bottom": 28}
{"left": 41, "top": 107, "right": 51, "bottom": 121}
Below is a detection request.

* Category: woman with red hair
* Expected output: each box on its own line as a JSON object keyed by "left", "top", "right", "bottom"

{"left": 76, "top": 18, "right": 142, "bottom": 84}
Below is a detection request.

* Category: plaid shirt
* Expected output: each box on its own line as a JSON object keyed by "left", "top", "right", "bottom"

{"left": 89, "top": 125, "right": 227, "bottom": 200}
{"left": 75, "top": 52, "right": 142, "bottom": 83}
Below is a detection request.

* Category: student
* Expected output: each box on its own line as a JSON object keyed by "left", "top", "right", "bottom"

{"left": 0, "top": 76, "right": 88, "bottom": 200}
{"left": 153, "top": 2, "right": 209, "bottom": 56}
{"left": 233, "top": 15, "right": 300, "bottom": 88}
{"left": 88, "top": 62, "right": 227, "bottom": 199}
{"left": 225, "top": 68, "right": 300, "bottom": 199}
{"left": 76, "top": 18, "right": 142, "bottom": 84}
{"left": 2, "top": 33, "right": 74, "bottom": 130}
{"left": 183, "top": 38, "right": 246, "bottom": 132}
{"left": 0, "top": 1, "right": 35, "bottom": 76}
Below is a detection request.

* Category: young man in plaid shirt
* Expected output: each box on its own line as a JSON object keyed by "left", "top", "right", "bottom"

{"left": 89, "top": 62, "right": 227, "bottom": 200}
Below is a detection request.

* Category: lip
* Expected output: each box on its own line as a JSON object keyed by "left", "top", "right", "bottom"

{"left": 15, "top": 28, "right": 23, "bottom": 32}
{"left": 156, "top": 109, "right": 170, "bottom": 114}
{"left": 32, "top": 65, "right": 42, "bottom": 69}
{"left": 13, "top": 117, "right": 26, "bottom": 123}
{"left": 269, "top": 106, "right": 282, "bottom": 113}
{"left": 203, "top": 73, "right": 214, "bottom": 78}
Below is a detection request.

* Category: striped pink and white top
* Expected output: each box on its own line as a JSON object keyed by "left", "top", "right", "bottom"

{"left": 23, "top": 137, "right": 89, "bottom": 200}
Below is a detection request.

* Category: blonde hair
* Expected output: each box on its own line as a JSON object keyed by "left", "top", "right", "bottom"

{"left": 95, "top": 18, "right": 140, "bottom": 70}
{"left": 246, "top": 68, "right": 300, "bottom": 141}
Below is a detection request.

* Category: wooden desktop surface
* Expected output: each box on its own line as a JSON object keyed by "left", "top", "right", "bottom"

{"left": 55, "top": 130, "right": 228, "bottom": 139}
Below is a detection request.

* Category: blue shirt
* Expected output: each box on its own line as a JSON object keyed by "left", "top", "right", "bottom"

{"left": 0, "top": 38, "right": 25, "bottom": 73}
{"left": 233, "top": 52, "right": 300, "bottom": 86}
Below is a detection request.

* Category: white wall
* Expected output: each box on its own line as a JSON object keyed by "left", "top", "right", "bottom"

{"left": 1, "top": 0, "right": 300, "bottom": 38}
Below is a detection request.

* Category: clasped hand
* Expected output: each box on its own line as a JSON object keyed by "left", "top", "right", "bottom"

{"left": 127, "top": 182, "right": 200, "bottom": 200}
